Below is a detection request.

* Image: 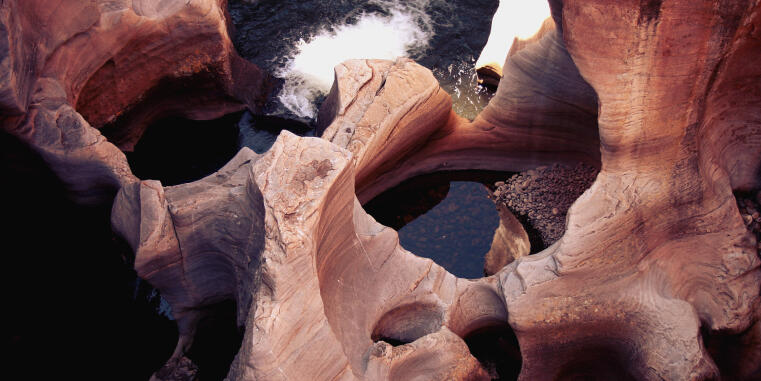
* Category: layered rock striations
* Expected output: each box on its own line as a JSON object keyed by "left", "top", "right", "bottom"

{"left": 4, "top": 0, "right": 761, "bottom": 380}
{"left": 0, "top": 0, "right": 269, "bottom": 204}
{"left": 317, "top": 21, "right": 601, "bottom": 204}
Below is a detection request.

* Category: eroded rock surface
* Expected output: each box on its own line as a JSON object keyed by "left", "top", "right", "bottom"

{"left": 317, "top": 20, "right": 601, "bottom": 204}
{"left": 5, "top": 0, "right": 761, "bottom": 380}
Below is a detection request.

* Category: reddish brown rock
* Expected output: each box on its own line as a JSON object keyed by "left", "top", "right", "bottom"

{"left": 318, "top": 21, "right": 601, "bottom": 204}
{"left": 493, "top": 1, "right": 761, "bottom": 379}
{"left": 5, "top": 0, "right": 761, "bottom": 379}
{"left": 0, "top": 0, "right": 270, "bottom": 203}
{"left": 317, "top": 58, "right": 458, "bottom": 203}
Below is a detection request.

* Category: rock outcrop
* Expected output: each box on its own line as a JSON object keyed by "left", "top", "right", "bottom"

{"left": 5, "top": 0, "right": 761, "bottom": 380}
{"left": 317, "top": 22, "right": 601, "bottom": 204}
{"left": 0, "top": 0, "right": 270, "bottom": 204}
{"left": 491, "top": 163, "right": 599, "bottom": 249}
{"left": 314, "top": 0, "right": 761, "bottom": 379}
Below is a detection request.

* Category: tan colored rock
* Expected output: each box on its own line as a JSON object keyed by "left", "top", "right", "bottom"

{"left": 112, "top": 147, "right": 265, "bottom": 376}
{"left": 483, "top": 204, "right": 529, "bottom": 276}
{"left": 495, "top": 0, "right": 761, "bottom": 379}
{"left": 5, "top": 0, "right": 761, "bottom": 379}
{"left": 318, "top": 22, "right": 601, "bottom": 204}
{"left": 475, "top": 17, "right": 556, "bottom": 89}
{"left": 317, "top": 58, "right": 458, "bottom": 203}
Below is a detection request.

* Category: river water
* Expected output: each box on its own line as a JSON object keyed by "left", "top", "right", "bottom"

{"left": 226, "top": 0, "right": 505, "bottom": 278}
{"left": 228, "top": 0, "right": 499, "bottom": 121}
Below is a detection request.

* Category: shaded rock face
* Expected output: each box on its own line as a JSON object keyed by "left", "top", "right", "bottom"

{"left": 5, "top": 1, "right": 761, "bottom": 381}
{"left": 0, "top": 0, "right": 270, "bottom": 204}
{"left": 491, "top": 163, "right": 599, "bottom": 250}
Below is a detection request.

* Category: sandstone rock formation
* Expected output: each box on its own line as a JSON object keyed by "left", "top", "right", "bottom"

{"left": 315, "top": 0, "right": 761, "bottom": 379}
{"left": 483, "top": 204, "right": 529, "bottom": 276}
{"left": 4, "top": 0, "right": 761, "bottom": 380}
{"left": 317, "top": 21, "right": 601, "bottom": 204}
{"left": 475, "top": 17, "right": 556, "bottom": 89}
{"left": 0, "top": 0, "right": 270, "bottom": 204}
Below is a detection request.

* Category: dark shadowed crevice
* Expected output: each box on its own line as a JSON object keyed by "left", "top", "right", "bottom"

{"left": 1, "top": 130, "right": 177, "bottom": 379}
{"left": 463, "top": 324, "right": 522, "bottom": 381}
{"left": 185, "top": 300, "right": 245, "bottom": 381}
{"left": 125, "top": 112, "right": 243, "bottom": 186}
{"left": 554, "top": 345, "right": 637, "bottom": 381}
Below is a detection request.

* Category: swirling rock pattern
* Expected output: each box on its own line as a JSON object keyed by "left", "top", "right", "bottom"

{"left": 4, "top": 0, "right": 761, "bottom": 380}
{"left": 0, "top": 0, "right": 270, "bottom": 203}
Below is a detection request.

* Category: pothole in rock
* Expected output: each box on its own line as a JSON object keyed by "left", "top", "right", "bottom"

{"left": 364, "top": 171, "right": 511, "bottom": 279}
{"left": 464, "top": 324, "right": 522, "bottom": 381}
{"left": 490, "top": 163, "right": 599, "bottom": 253}
{"left": 125, "top": 113, "right": 243, "bottom": 186}
{"left": 370, "top": 302, "right": 444, "bottom": 346}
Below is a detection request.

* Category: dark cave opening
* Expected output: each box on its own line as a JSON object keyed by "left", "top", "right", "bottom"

{"left": 125, "top": 112, "right": 243, "bottom": 186}
{"left": 463, "top": 324, "right": 522, "bottom": 381}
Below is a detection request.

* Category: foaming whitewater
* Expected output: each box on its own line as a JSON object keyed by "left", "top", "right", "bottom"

{"left": 277, "top": 2, "right": 432, "bottom": 118}
{"left": 476, "top": 0, "right": 550, "bottom": 69}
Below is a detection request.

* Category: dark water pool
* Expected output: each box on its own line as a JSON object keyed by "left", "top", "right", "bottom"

{"left": 365, "top": 171, "right": 512, "bottom": 279}
{"left": 397, "top": 181, "right": 498, "bottom": 278}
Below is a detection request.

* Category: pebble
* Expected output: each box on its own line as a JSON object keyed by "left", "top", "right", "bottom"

{"left": 492, "top": 163, "right": 598, "bottom": 248}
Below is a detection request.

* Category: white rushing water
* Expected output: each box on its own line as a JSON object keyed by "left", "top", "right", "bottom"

{"left": 476, "top": 0, "right": 551, "bottom": 69}
{"left": 277, "top": 2, "right": 432, "bottom": 118}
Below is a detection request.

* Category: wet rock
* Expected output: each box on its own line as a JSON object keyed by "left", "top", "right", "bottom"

{"left": 475, "top": 62, "right": 502, "bottom": 89}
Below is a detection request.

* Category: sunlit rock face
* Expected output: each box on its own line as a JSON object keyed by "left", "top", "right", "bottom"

{"left": 475, "top": 0, "right": 551, "bottom": 85}
{"left": 4, "top": 0, "right": 761, "bottom": 380}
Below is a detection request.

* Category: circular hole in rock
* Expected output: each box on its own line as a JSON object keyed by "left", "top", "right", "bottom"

{"left": 126, "top": 112, "right": 243, "bottom": 186}
{"left": 463, "top": 323, "right": 522, "bottom": 381}
{"left": 371, "top": 302, "right": 444, "bottom": 346}
{"left": 364, "top": 171, "right": 513, "bottom": 279}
